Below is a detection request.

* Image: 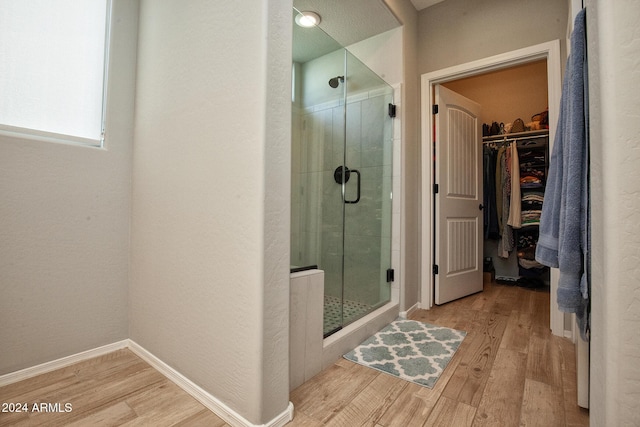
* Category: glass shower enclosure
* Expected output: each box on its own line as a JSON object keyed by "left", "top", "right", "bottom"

{"left": 291, "top": 9, "right": 394, "bottom": 337}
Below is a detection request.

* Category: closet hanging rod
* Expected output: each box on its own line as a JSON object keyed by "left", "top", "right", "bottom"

{"left": 483, "top": 129, "right": 549, "bottom": 142}
{"left": 482, "top": 133, "right": 549, "bottom": 145}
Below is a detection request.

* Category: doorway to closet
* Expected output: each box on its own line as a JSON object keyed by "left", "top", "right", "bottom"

{"left": 442, "top": 59, "right": 549, "bottom": 293}
{"left": 420, "top": 41, "right": 565, "bottom": 336}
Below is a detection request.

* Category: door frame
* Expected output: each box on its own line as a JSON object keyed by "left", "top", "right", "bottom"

{"left": 420, "top": 40, "right": 565, "bottom": 336}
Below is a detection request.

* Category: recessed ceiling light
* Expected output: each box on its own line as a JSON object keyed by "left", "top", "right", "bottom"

{"left": 295, "top": 11, "right": 321, "bottom": 28}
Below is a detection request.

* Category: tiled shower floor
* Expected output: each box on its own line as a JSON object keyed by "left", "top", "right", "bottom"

{"left": 323, "top": 295, "right": 372, "bottom": 336}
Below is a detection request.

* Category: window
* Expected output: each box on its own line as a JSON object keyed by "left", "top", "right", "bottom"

{"left": 0, "top": 0, "right": 111, "bottom": 146}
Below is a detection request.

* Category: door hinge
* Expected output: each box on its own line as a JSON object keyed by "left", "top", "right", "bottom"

{"left": 434, "top": 183, "right": 439, "bottom": 194}
{"left": 386, "top": 268, "right": 395, "bottom": 282}
{"left": 433, "top": 104, "right": 439, "bottom": 114}
{"left": 388, "top": 103, "right": 397, "bottom": 118}
{"left": 433, "top": 264, "right": 439, "bottom": 275}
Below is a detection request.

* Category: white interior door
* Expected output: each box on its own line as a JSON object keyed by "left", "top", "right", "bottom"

{"left": 434, "top": 85, "right": 483, "bottom": 305}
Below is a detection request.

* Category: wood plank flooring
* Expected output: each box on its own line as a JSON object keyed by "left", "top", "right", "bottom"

{"left": 0, "top": 281, "right": 589, "bottom": 426}
{"left": 290, "top": 282, "right": 589, "bottom": 426}
{"left": 0, "top": 349, "right": 229, "bottom": 427}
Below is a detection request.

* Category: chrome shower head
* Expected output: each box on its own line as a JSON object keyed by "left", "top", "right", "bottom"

{"left": 328, "top": 76, "right": 344, "bottom": 88}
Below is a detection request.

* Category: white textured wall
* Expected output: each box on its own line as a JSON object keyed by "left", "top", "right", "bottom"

{"left": 417, "top": 0, "right": 568, "bottom": 74}
{"left": 0, "top": 0, "right": 137, "bottom": 375}
{"left": 586, "top": 0, "right": 640, "bottom": 425}
{"left": 130, "top": 1, "right": 291, "bottom": 424}
{"left": 348, "top": 27, "right": 404, "bottom": 86}
{"left": 413, "top": 0, "right": 567, "bottom": 311}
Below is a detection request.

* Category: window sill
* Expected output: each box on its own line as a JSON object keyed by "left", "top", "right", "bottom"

{"left": 0, "top": 125, "right": 103, "bottom": 149}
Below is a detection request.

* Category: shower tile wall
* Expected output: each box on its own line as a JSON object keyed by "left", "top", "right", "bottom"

{"left": 291, "top": 90, "right": 392, "bottom": 307}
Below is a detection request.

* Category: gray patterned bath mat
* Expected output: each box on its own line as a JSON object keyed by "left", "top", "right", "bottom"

{"left": 343, "top": 319, "right": 466, "bottom": 388}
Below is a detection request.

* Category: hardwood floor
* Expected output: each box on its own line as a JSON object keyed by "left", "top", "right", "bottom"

{"left": 0, "top": 349, "right": 229, "bottom": 426}
{"left": 289, "top": 282, "right": 589, "bottom": 426}
{"left": 0, "top": 281, "right": 588, "bottom": 426}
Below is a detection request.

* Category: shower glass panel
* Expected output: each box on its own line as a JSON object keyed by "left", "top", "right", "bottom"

{"left": 341, "top": 50, "right": 393, "bottom": 329}
{"left": 291, "top": 8, "right": 393, "bottom": 337}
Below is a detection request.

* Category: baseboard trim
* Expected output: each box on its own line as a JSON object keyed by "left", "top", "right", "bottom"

{"left": 127, "top": 340, "right": 294, "bottom": 427}
{"left": 0, "top": 340, "right": 129, "bottom": 387}
{"left": 399, "top": 302, "right": 420, "bottom": 319}
{"left": 259, "top": 402, "right": 295, "bottom": 427}
{"left": 1, "top": 340, "right": 294, "bottom": 427}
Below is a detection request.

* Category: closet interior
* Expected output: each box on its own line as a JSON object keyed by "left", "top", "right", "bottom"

{"left": 482, "top": 129, "right": 549, "bottom": 287}
{"left": 442, "top": 59, "right": 550, "bottom": 288}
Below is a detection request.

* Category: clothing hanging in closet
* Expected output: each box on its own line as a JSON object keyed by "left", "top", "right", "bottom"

{"left": 483, "top": 133, "right": 549, "bottom": 284}
{"left": 483, "top": 141, "right": 518, "bottom": 258}
{"left": 498, "top": 144, "right": 514, "bottom": 258}
{"left": 483, "top": 146, "right": 499, "bottom": 240}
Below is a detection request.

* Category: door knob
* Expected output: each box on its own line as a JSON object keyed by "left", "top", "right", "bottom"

{"left": 479, "top": 204, "right": 484, "bottom": 211}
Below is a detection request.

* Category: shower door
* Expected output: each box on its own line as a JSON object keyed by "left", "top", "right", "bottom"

{"left": 290, "top": 9, "right": 394, "bottom": 336}
{"left": 338, "top": 51, "right": 394, "bottom": 332}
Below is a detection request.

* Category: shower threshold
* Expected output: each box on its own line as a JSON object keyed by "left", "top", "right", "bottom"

{"left": 323, "top": 295, "right": 386, "bottom": 337}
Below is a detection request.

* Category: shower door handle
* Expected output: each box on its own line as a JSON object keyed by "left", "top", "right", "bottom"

{"left": 345, "top": 169, "right": 361, "bottom": 204}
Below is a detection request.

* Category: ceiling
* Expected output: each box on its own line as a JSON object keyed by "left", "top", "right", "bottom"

{"left": 292, "top": 10, "right": 342, "bottom": 64}
{"left": 292, "top": 0, "right": 401, "bottom": 63}
{"left": 409, "top": 0, "right": 446, "bottom": 11}
{"left": 292, "top": 0, "right": 448, "bottom": 64}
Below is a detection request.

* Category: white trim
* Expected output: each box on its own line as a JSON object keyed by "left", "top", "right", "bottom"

{"left": 0, "top": 125, "right": 103, "bottom": 148}
{"left": 321, "top": 302, "right": 399, "bottom": 369}
{"left": 420, "top": 40, "right": 565, "bottom": 337}
{"left": 0, "top": 340, "right": 129, "bottom": 387}
{"left": 399, "top": 302, "right": 420, "bottom": 319}
{"left": 0, "top": 340, "right": 294, "bottom": 427}
{"left": 323, "top": 301, "right": 399, "bottom": 348}
{"left": 99, "top": 0, "right": 113, "bottom": 148}
{"left": 127, "top": 340, "right": 294, "bottom": 427}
